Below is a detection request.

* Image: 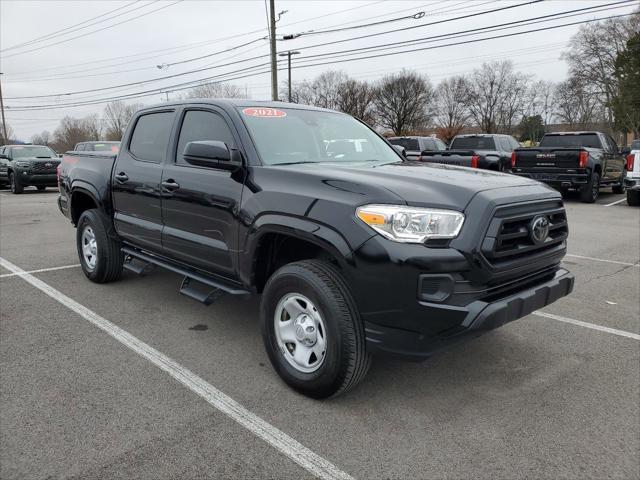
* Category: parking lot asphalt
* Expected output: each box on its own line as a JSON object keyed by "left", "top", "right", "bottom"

{"left": 1, "top": 187, "right": 638, "bottom": 480}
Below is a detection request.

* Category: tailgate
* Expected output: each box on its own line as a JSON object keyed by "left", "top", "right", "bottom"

{"left": 514, "top": 148, "right": 582, "bottom": 169}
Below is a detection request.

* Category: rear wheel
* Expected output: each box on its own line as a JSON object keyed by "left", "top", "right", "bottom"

{"left": 580, "top": 172, "right": 600, "bottom": 203}
{"left": 9, "top": 172, "right": 23, "bottom": 194}
{"left": 627, "top": 190, "right": 640, "bottom": 206}
{"left": 612, "top": 169, "right": 627, "bottom": 194}
{"left": 76, "top": 209, "right": 123, "bottom": 283}
{"left": 261, "top": 259, "right": 371, "bottom": 398}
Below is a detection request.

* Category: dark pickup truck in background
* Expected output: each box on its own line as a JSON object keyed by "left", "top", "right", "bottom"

{"left": 387, "top": 135, "right": 447, "bottom": 161}
{"left": 511, "top": 131, "right": 626, "bottom": 203}
{"left": 419, "top": 133, "right": 520, "bottom": 171}
{"left": 0, "top": 144, "right": 61, "bottom": 194}
{"left": 58, "top": 99, "right": 574, "bottom": 398}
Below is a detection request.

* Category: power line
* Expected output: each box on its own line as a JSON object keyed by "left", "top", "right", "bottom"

{"left": 1, "top": 1, "right": 184, "bottom": 59}
{"left": 4, "top": 0, "right": 544, "bottom": 100}
{"left": 6, "top": 11, "right": 633, "bottom": 112}
{"left": 288, "top": 0, "right": 635, "bottom": 63}
{"left": 0, "top": 1, "right": 140, "bottom": 52}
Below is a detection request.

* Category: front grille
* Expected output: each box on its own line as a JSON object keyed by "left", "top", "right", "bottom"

{"left": 31, "top": 160, "right": 60, "bottom": 174}
{"left": 482, "top": 200, "right": 568, "bottom": 266}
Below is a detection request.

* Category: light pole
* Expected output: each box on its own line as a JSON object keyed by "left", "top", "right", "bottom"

{"left": 0, "top": 73, "right": 8, "bottom": 144}
{"left": 278, "top": 51, "right": 300, "bottom": 102}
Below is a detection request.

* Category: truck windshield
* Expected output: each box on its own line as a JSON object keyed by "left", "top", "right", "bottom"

{"left": 240, "top": 107, "right": 400, "bottom": 165}
{"left": 11, "top": 146, "right": 57, "bottom": 158}
{"left": 450, "top": 137, "right": 496, "bottom": 150}
{"left": 541, "top": 134, "right": 601, "bottom": 149}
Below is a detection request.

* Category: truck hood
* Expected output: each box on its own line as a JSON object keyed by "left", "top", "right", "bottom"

{"left": 280, "top": 161, "right": 549, "bottom": 210}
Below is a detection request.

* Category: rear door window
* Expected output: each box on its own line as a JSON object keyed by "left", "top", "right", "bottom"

{"left": 175, "top": 110, "right": 235, "bottom": 165}
{"left": 129, "top": 111, "right": 174, "bottom": 163}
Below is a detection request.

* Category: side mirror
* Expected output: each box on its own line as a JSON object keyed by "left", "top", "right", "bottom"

{"left": 392, "top": 144, "right": 406, "bottom": 157}
{"left": 183, "top": 140, "right": 242, "bottom": 169}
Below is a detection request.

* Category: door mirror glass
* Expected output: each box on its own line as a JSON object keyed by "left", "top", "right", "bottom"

{"left": 183, "top": 140, "right": 231, "bottom": 167}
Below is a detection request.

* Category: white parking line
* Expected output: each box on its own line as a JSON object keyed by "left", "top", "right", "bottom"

{"left": 0, "top": 256, "right": 353, "bottom": 480}
{"left": 0, "top": 264, "right": 80, "bottom": 278}
{"left": 534, "top": 311, "right": 640, "bottom": 340}
{"left": 603, "top": 198, "right": 627, "bottom": 207}
{"left": 565, "top": 254, "right": 639, "bottom": 267}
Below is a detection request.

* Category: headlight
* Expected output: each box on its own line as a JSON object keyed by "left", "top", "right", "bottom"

{"left": 356, "top": 204, "right": 464, "bottom": 243}
{"left": 14, "top": 161, "right": 31, "bottom": 168}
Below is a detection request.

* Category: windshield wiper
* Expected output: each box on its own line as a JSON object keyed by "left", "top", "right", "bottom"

{"left": 273, "top": 161, "right": 319, "bottom": 166}
{"left": 36, "top": 156, "right": 55, "bottom": 158}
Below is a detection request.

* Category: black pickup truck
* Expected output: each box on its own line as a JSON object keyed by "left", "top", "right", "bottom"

{"left": 0, "top": 144, "right": 61, "bottom": 193}
{"left": 58, "top": 100, "right": 574, "bottom": 398}
{"left": 419, "top": 134, "right": 520, "bottom": 171}
{"left": 387, "top": 135, "right": 448, "bottom": 161}
{"left": 511, "top": 131, "right": 627, "bottom": 202}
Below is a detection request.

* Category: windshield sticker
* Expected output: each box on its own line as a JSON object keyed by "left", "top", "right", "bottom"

{"left": 242, "top": 107, "right": 286, "bottom": 118}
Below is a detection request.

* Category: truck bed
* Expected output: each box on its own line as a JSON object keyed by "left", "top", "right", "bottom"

{"left": 58, "top": 151, "right": 117, "bottom": 221}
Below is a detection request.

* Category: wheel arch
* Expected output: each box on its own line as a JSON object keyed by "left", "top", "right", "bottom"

{"left": 70, "top": 186, "right": 101, "bottom": 225}
{"left": 242, "top": 215, "right": 354, "bottom": 293}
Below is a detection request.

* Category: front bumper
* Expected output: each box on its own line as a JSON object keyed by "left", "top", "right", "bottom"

{"left": 364, "top": 268, "right": 574, "bottom": 360}
{"left": 16, "top": 172, "right": 57, "bottom": 186}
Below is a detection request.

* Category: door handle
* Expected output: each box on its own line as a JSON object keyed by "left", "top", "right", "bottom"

{"left": 114, "top": 172, "right": 129, "bottom": 183}
{"left": 161, "top": 179, "right": 180, "bottom": 191}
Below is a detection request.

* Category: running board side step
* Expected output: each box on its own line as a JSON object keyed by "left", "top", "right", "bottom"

{"left": 123, "top": 256, "right": 155, "bottom": 276}
{"left": 121, "top": 246, "right": 250, "bottom": 304}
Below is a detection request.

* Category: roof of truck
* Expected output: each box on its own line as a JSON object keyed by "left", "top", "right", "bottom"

{"left": 140, "top": 98, "right": 339, "bottom": 114}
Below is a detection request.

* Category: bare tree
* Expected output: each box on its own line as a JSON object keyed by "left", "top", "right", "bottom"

{"left": 522, "top": 80, "right": 556, "bottom": 128}
{"left": 464, "top": 61, "right": 529, "bottom": 134}
{"left": 104, "top": 101, "right": 141, "bottom": 141}
{"left": 0, "top": 122, "right": 15, "bottom": 144}
{"left": 52, "top": 115, "right": 102, "bottom": 152}
{"left": 185, "top": 81, "right": 247, "bottom": 99}
{"left": 553, "top": 76, "right": 605, "bottom": 130}
{"left": 287, "top": 71, "right": 350, "bottom": 109}
{"left": 373, "top": 70, "right": 433, "bottom": 135}
{"left": 30, "top": 130, "right": 51, "bottom": 146}
{"left": 562, "top": 13, "right": 639, "bottom": 124}
{"left": 433, "top": 76, "right": 469, "bottom": 143}
{"left": 336, "top": 79, "right": 376, "bottom": 126}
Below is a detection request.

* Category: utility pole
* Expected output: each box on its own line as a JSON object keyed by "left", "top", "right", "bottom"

{"left": 269, "top": 0, "right": 278, "bottom": 101}
{"left": 0, "top": 73, "right": 8, "bottom": 144}
{"left": 278, "top": 51, "right": 300, "bottom": 102}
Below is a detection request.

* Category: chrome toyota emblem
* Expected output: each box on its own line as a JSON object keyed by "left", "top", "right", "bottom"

{"left": 529, "top": 215, "right": 549, "bottom": 244}
{"left": 45, "top": 162, "right": 52, "bottom": 167}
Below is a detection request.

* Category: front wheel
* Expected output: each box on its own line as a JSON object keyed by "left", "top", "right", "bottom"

{"left": 9, "top": 172, "right": 23, "bottom": 194}
{"left": 580, "top": 172, "right": 600, "bottom": 203}
{"left": 76, "top": 209, "right": 124, "bottom": 283}
{"left": 261, "top": 260, "right": 371, "bottom": 398}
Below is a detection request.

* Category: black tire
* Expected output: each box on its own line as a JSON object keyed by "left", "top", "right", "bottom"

{"left": 580, "top": 171, "right": 600, "bottom": 203}
{"left": 261, "top": 259, "right": 371, "bottom": 399}
{"left": 76, "top": 209, "right": 124, "bottom": 283}
{"left": 37, "top": 186, "right": 46, "bottom": 191}
{"left": 9, "top": 172, "right": 23, "bottom": 194}
{"left": 612, "top": 169, "right": 627, "bottom": 194}
{"left": 627, "top": 190, "right": 640, "bottom": 206}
